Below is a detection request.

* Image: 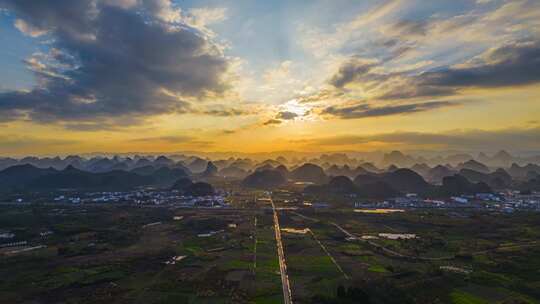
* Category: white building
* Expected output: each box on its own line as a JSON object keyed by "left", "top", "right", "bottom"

{"left": 451, "top": 197, "right": 469, "bottom": 204}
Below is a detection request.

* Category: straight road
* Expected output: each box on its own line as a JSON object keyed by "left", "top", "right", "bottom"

{"left": 270, "top": 197, "right": 293, "bottom": 304}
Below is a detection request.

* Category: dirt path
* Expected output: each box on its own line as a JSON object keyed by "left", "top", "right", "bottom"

{"left": 290, "top": 211, "right": 455, "bottom": 262}
{"left": 307, "top": 229, "right": 350, "bottom": 280}
{"left": 472, "top": 241, "right": 539, "bottom": 255}
{"left": 331, "top": 222, "right": 454, "bottom": 261}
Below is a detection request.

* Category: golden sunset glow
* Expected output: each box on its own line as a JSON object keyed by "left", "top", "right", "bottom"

{"left": 0, "top": 0, "right": 539, "bottom": 156}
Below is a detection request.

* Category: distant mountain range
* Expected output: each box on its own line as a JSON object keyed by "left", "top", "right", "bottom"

{"left": 0, "top": 164, "right": 187, "bottom": 192}
{"left": 2, "top": 150, "right": 539, "bottom": 172}
{"left": 379, "top": 150, "right": 540, "bottom": 168}
{"left": 306, "top": 169, "right": 492, "bottom": 199}
{"left": 2, "top": 151, "right": 540, "bottom": 196}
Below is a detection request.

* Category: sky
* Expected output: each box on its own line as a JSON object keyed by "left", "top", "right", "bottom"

{"left": 0, "top": 0, "right": 539, "bottom": 156}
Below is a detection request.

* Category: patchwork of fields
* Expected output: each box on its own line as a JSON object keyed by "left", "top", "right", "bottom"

{"left": 0, "top": 203, "right": 539, "bottom": 303}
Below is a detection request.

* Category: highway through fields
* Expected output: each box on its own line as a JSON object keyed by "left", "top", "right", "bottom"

{"left": 270, "top": 197, "right": 293, "bottom": 304}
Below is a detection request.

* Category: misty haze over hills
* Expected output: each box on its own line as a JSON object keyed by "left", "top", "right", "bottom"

{"left": 1, "top": 150, "right": 540, "bottom": 196}
{"left": 2, "top": 150, "right": 539, "bottom": 172}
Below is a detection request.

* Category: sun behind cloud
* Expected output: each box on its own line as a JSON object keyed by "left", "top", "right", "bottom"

{"left": 0, "top": 0, "right": 539, "bottom": 155}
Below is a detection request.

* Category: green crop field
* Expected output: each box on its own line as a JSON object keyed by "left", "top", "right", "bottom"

{"left": 1, "top": 204, "right": 539, "bottom": 304}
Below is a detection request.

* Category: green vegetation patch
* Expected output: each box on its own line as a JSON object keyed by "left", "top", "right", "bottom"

{"left": 222, "top": 259, "right": 252, "bottom": 270}
{"left": 288, "top": 255, "right": 338, "bottom": 275}
{"left": 40, "top": 265, "right": 128, "bottom": 289}
{"left": 308, "top": 277, "right": 342, "bottom": 299}
{"left": 368, "top": 265, "right": 389, "bottom": 273}
{"left": 253, "top": 294, "right": 283, "bottom": 304}
{"left": 450, "top": 290, "right": 488, "bottom": 304}
{"left": 470, "top": 270, "right": 514, "bottom": 287}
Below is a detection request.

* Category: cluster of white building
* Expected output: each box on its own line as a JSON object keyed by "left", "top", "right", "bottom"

{"left": 51, "top": 190, "right": 228, "bottom": 208}
{"left": 353, "top": 191, "right": 540, "bottom": 213}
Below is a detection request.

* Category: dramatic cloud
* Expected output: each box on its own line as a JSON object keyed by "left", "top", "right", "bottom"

{"left": 384, "top": 20, "right": 427, "bottom": 38}
{"left": 186, "top": 7, "right": 227, "bottom": 31}
{"left": 321, "top": 100, "right": 459, "bottom": 119}
{"left": 419, "top": 41, "right": 540, "bottom": 88}
{"left": 276, "top": 111, "right": 298, "bottom": 120}
{"left": 327, "top": 57, "right": 455, "bottom": 101}
{"left": 201, "top": 108, "right": 250, "bottom": 117}
{"left": 13, "top": 18, "right": 48, "bottom": 37}
{"left": 0, "top": 0, "right": 539, "bottom": 155}
{"left": 329, "top": 40, "right": 540, "bottom": 101}
{"left": 313, "top": 0, "right": 540, "bottom": 112}
{"left": 260, "top": 104, "right": 309, "bottom": 127}
{"left": 296, "top": 89, "right": 345, "bottom": 104}
{"left": 298, "top": 0, "right": 404, "bottom": 58}
{"left": 0, "top": 0, "right": 231, "bottom": 125}
{"left": 194, "top": 102, "right": 263, "bottom": 117}
{"left": 329, "top": 58, "right": 379, "bottom": 88}
{"left": 263, "top": 119, "right": 282, "bottom": 126}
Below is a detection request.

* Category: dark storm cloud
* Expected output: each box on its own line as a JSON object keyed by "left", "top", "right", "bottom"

{"left": 321, "top": 100, "right": 459, "bottom": 119}
{"left": 276, "top": 111, "right": 298, "bottom": 120}
{"left": 0, "top": 0, "right": 230, "bottom": 125}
